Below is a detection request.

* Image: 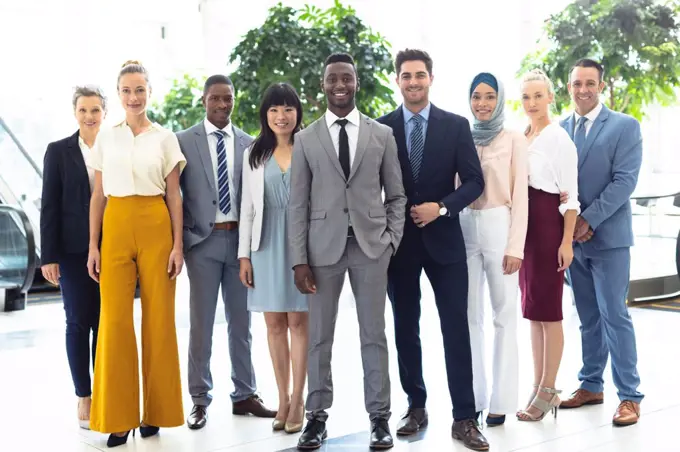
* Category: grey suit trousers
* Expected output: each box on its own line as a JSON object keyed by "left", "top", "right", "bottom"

{"left": 306, "top": 237, "right": 392, "bottom": 422}
{"left": 186, "top": 229, "right": 256, "bottom": 406}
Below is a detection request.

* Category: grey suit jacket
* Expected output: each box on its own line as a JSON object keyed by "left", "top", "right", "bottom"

{"left": 177, "top": 121, "right": 254, "bottom": 253}
{"left": 289, "top": 113, "right": 407, "bottom": 268}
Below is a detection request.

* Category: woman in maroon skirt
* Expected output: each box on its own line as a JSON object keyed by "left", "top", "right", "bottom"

{"left": 516, "top": 69, "right": 579, "bottom": 422}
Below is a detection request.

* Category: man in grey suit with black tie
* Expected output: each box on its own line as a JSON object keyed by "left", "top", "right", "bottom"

{"left": 289, "top": 53, "right": 407, "bottom": 450}
{"left": 177, "top": 75, "right": 275, "bottom": 430}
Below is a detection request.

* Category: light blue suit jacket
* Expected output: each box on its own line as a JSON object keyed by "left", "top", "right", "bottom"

{"left": 560, "top": 105, "right": 643, "bottom": 251}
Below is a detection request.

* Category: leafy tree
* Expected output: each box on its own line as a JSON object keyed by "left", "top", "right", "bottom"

{"left": 148, "top": 74, "right": 206, "bottom": 132}
{"left": 228, "top": 0, "right": 397, "bottom": 135}
{"left": 518, "top": 0, "right": 680, "bottom": 120}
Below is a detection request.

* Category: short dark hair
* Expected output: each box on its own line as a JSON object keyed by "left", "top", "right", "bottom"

{"left": 570, "top": 58, "right": 604, "bottom": 82}
{"left": 395, "top": 49, "right": 433, "bottom": 75}
{"left": 323, "top": 52, "right": 357, "bottom": 74}
{"left": 249, "top": 82, "right": 303, "bottom": 170}
{"left": 204, "top": 74, "right": 234, "bottom": 96}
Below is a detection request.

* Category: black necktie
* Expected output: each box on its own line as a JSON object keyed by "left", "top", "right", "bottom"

{"left": 336, "top": 119, "right": 350, "bottom": 179}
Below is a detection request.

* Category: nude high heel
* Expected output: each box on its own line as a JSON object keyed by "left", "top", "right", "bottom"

{"left": 517, "top": 386, "right": 562, "bottom": 422}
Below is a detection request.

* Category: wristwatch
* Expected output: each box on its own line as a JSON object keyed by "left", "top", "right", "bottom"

{"left": 438, "top": 202, "right": 448, "bottom": 217}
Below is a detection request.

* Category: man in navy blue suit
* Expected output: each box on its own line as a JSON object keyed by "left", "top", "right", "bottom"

{"left": 377, "top": 49, "right": 488, "bottom": 451}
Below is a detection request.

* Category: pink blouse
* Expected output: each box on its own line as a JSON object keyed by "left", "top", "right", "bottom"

{"left": 468, "top": 129, "right": 529, "bottom": 259}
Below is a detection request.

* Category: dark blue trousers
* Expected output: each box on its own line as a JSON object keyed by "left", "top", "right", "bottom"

{"left": 387, "top": 239, "right": 476, "bottom": 421}
{"left": 59, "top": 252, "right": 101, "bottom": 397}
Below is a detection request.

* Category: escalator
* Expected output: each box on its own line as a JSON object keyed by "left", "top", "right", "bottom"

{"left": 0, "top": 116, "right": 51, "bottom": 295}
{"left": 0, "top": 204, "right": 37, "bottom": 311}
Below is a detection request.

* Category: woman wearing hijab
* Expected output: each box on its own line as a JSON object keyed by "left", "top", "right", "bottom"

{"left": 460, "top": 72, "right": 528, "bottom": 427}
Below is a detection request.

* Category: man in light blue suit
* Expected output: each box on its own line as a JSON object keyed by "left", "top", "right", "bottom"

{"left": 559, "top": 59, "right": 643, "bottom": 426}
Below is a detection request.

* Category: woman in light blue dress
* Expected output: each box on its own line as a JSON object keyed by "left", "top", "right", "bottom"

{"left": 238, "top": 82, "right": 308, "bottom": 434}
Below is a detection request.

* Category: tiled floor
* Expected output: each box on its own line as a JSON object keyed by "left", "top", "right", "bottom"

{"left": 0, "top": 267, "right": 677, "bottom": 451}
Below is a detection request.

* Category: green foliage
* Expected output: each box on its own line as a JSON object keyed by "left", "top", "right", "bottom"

{"left": 228, "top": 0, "right": 397, "bottom": 135}
{"left": 148, "top": 74, "right": 206, "bottom": 132}
{"left": 518, "top": 0, "right": 680, "bottom": 120}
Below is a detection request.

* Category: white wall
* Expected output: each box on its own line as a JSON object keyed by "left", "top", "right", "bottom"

{"left": 1, "top": 0, "right": 677, "bottom": 174}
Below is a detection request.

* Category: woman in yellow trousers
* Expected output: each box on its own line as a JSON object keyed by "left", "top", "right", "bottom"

{"left": 86, "top": 60, "right": 186, "bottom": 448}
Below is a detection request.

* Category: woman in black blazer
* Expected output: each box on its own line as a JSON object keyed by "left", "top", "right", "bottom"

{"left": 40, "top": 85, "right": 107, "bottom": 429}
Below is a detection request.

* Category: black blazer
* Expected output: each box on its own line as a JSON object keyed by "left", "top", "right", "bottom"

{"left": 377, "top": 104, "right": 484, "bottom": 264}
{"left": 40, "top": 131, "right": 92, "bottom": 265}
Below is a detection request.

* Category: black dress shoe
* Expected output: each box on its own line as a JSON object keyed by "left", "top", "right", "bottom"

{"left": 297, "top": 419, "right": 327, "bottom": 450}
{"left": 396, "top": 408, "right": 428, "bottom": 436}
{"left": 187, "top": 405, "right": 208, "bottom": 430}
{"left": 370, "top": 418, "right": 393, "bottom": 449}
{"left": 451, "top": 419, "right": 489, "bottom": 451}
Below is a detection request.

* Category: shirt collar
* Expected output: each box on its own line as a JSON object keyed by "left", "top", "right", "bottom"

{"left": 402, "top": 102, "right": 431, "bottom": 124}
{"left": 204, "top": 118, "right": 233, "bottom": 137}
{"left": 325, "top": 107, "right": 360, "bottom": 129}
{"left": 574, "top": 101, "right": 603, "bottom": 124}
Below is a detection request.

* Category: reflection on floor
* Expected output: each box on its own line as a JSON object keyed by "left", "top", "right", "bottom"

{"left": 1, "top": 269, "right": 677, "bottom": 451}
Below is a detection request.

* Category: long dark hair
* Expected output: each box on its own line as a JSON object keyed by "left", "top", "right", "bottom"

{"left": 249, "top": 82, "right": 303, "bottom": 169}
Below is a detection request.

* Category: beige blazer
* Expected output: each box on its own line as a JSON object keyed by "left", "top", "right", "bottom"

{"left": 237, "top": 146, "right": 265, "bottom": 259}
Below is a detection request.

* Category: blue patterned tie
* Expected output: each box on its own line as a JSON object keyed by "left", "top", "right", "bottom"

{"left": 574, "top": 116, "right": 588, "bottom": 156}
{"left": 213, "top": 130, "right": 231, "bottom": 215}
{"left": 410, "top": 114, "right": 424, "bottom": 182}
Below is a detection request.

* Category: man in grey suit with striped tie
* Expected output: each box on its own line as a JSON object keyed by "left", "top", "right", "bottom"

{"left": 177, "top": 75, "right": 275, "bottom": 430}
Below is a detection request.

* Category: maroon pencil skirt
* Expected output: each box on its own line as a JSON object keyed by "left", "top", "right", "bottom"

{"left": 519, "top": 187, "right": 565, "bottom": 322}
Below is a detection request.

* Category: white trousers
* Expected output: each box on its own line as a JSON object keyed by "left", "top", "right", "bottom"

{"left": 460, "top": 206, "right": 519, "bottom": 414}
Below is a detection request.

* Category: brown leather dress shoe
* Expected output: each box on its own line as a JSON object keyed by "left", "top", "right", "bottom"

{"left": 396, "top": 408, "right": 428, "bottom": 436}
{"left": 559, "top": 389, "right": 604, "bottom": 409}
{"left": 613, "top": 400, "right": 640, "bottom": 426}
{"left": 232, "top": 395, "right": 277, "bottom": 418}
{"left": 451, "top": 419, "right": 489, "bottom": 451}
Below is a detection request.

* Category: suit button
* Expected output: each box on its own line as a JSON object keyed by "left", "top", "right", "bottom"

{"left": 209, "top": 222, "right": 214, "bottom": 227}
{"left": 346, "top": 184, "right": 350, "bottom": 189}
{"left": 213, "top": 200, "right": 217, "bottom": 205}
{"left": 343, "top": 208, "right": 348, "bottom": 213}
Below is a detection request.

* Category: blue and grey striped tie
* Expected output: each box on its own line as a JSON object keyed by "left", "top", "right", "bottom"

{"left": 213, "top": 130, "right": 231, "bottom": 215}
{"left": 410, "top": 114, "right": 424, "bottom": 182}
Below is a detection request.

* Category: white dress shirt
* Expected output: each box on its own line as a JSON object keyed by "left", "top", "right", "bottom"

{"left": 78, "top": 136, "right": 95, "bottom": 193}
{"left": 87, "top": 121, "right": 186, "bottom": 197}
{"left": 204, "top": 118, "right": 237, "bottom": 223}
{"left": 527, "top": 123, "right": 581, "bottom": 215}
{"left": 573, "top": 101, "right": 603, "bottom": 137}
{"left": 325, "top": 107, "right": 360, "bottom": 166}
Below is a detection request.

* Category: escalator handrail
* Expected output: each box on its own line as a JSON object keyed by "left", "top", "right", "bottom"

{"left": 0, "top": 204, "right": 37, "bottom": 293}
{"left": 0, "top": 116, "right": 43, "bottom": 178}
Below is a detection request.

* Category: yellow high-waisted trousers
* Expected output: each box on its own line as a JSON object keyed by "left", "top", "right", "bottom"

{"left": 90, "top": 195, "right": 184, "bottom": 433}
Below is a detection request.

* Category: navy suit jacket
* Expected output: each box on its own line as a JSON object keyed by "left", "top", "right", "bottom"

{"left": 560, "top": 105, "right": 642, "bottom": 251}
{"left": 377, "top": 104, "right": 484, "bottom": 264}
{"left": 40, "top": 131, "right": 92, "bottom": 265}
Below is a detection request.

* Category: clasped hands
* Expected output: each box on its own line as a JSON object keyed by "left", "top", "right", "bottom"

{"left": 560, "top": 191, "right": 593, "bottom": 243}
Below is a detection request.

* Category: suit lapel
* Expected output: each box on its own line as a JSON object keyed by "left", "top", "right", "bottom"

{"left": 232, "top": 125, "right": 245, "bottom": 195}
{"left": 67, "top": 131, "right": 87, "bottom": 176}
{"left": 578, "top": 106, "right": 609, "bottom": 170}
{"left": 193, "top": 123, "right": 216, "bottom": 191}
{"left": 562, "top": 114, "right": 575, "bottom": 140}
{"left": 315, "top": 117, "right": 346, "bottom": 180}
{"left": 418, "top": 104, "right": 443, "bottom": 183}
{"left": 391, "top": 108, "right": 413, "bottom": 189}
{"left": 348, "top": 114, "right": 371, "bottom": 181}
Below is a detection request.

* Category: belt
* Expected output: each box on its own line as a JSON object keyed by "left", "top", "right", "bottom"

{"left": 214, "top": 221, "right": 238, "bottom": 231}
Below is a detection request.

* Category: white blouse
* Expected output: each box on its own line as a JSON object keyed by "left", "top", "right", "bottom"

{"left": 87, "top": 121, "right": 186, "bottom": 197}
{"left": 527, "top": 123, "right": 580, "bottom": 215}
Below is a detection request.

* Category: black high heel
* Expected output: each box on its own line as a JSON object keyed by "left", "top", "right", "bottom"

{"left": 106, "top": 429, "right": 135, "bottom": 448}
{"left": 140, "top": 424, "right": 160, "bottom": 438}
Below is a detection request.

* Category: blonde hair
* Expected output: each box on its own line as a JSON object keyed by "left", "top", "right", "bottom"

{"left": 521, "top": 68, "right": 555, "bottom": 96}
{"left": 117, "top": 59, "right": 150, "bottom": 88}
{"left": 521, "top": 69, "right": 555, "bottom": 135}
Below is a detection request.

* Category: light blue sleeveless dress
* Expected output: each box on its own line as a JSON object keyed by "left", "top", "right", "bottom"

{"left": 248, "top": 157, "right": 308, "bottom": 313}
